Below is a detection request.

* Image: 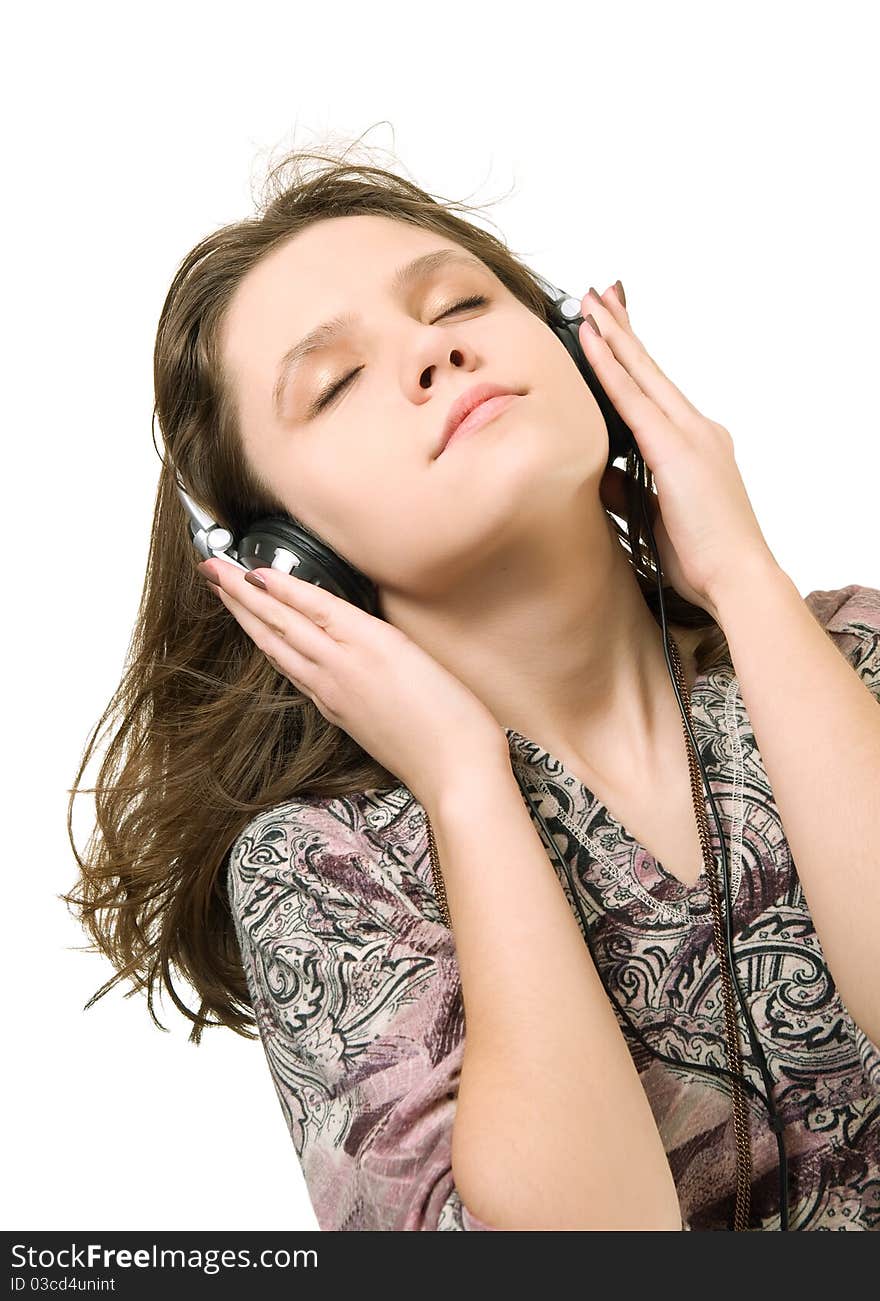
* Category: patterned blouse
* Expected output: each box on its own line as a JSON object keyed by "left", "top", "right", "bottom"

{"left": 225, "top": 583, "right": 880, "bottom": 1231}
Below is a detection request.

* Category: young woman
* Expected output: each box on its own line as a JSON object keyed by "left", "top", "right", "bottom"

{"left": 66, "top": 146, "right": 880, "bottom": 1232}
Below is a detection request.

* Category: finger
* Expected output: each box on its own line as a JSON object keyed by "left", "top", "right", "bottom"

{"left": 588, "top": 283, "right": 633, "bottom": 333}
{"left": 209, "top": 581, "right": 324, "bottom": 690}
{"left": 579, "top": 314, "right": 682, "bottom": 473}
{"left": 200, "top": 559, "right": 352, "bottom": 646}
{"left": 199, "top": 561, "right": 333, "bottom": 663}
{"left": 582, "top": 287, "right": 705, "bottom": 432}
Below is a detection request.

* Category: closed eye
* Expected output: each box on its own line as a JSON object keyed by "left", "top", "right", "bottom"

{"left": 308, "top": 294, "right": 489, "bottom": 416}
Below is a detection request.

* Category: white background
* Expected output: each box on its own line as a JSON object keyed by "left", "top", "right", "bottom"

{"left": 4, "top": 0, "right": 878, "bottom": 1233}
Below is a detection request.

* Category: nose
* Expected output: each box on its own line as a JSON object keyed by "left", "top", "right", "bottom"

{"left": 419, "top": 347, "right": 465, "bottom": 388}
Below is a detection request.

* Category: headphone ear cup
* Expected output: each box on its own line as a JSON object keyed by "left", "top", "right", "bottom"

{"left": 237, "top": 516, "right": 382, "bottom": 616}
{"left": 549, "top": 315, "right": 635, "bottom": 466}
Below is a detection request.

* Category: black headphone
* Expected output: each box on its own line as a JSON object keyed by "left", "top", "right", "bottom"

{"left": 175, "top": 273, "right": 789, "bottom": 1229}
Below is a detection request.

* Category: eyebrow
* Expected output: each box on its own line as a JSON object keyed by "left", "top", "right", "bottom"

{"left": 272, "top": 248, "right": 488, "bottom": 415}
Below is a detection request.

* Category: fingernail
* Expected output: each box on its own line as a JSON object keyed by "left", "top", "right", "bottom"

{"left": 588, "top": 285, "right": 603, "bottom": 303}
{"left": 613, "top": 279, "right": 626, "bottom": 308}
{"left": 584, "top": 313, "right": 601, "bottom": 336}
{"left": 244, "top": 570, "right": 268, "bottom": 590}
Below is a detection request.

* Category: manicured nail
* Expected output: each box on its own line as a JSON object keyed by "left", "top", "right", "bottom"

{"left": 613, "top": 279, "right": 626, "bottom": 308}
{"left": 584, "top": 313, "right": 601, "bottom": 336}
{"left": 244, "top": 570, "right": 268, "bottom": 590}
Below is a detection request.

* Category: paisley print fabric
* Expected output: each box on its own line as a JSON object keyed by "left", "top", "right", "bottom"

{"left": 225, "top": 583, "right": 880, "bottom": 1231}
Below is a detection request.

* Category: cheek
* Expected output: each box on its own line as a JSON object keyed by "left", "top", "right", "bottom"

{"left": 313, "top": 452, "right": 415, "bottom": 549}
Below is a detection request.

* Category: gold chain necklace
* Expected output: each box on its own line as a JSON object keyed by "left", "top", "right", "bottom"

{"left": 667, "top": 634, "right": 753, "bottom": 1229}
{"left": 425, "top": 632, "right": 753, "bottom": 1230}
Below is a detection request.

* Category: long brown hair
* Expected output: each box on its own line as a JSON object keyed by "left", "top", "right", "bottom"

{"left": 63, "top": 132, "right": 729, "bottom": 1045}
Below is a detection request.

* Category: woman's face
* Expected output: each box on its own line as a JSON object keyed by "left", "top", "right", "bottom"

{"left": 221, "top": 212, "right": 609, "bottom": 606}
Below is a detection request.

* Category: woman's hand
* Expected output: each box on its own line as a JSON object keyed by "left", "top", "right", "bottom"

{"left": 195, "top": 559, "right": 511, "bottom": 811}
{"left": 580, "top": 285, "right": 778, "bottom": 623}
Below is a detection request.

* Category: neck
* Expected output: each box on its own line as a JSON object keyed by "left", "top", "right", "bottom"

{"left": 380, "top": 495, "right": 698, "bottom": 792}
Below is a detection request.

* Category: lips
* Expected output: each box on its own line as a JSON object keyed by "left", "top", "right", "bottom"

{"left": 435, "top": 382, "right": 524, "bottom": 458}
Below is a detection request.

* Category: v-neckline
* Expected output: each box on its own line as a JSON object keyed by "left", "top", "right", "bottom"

{"left": 503, "top": 656, "right": 722, "bottom": 897}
